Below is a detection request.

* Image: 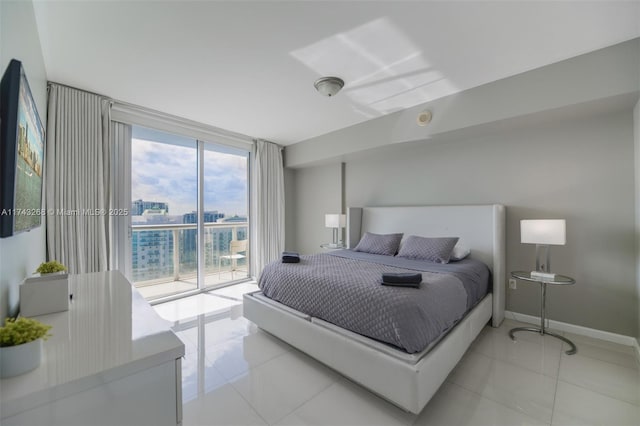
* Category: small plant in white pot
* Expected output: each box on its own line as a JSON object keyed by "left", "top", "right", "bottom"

{"left": 0, "top": 317, "right": 52, "bottom": 378}
{"left": 21, "top": 260, "right": 70, "bottom": 317}
{"left": 35, "top": 260, "right": 67, "bottom": 275}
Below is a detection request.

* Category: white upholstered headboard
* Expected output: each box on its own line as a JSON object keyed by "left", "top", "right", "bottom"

{"left": 347, "top": 205, "right": 505, "bottom": 327}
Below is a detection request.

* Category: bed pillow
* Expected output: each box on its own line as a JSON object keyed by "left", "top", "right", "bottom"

{"left": 353, "top": 232, "right": 403, "bottom": 256}
{"left": 397, "top": 235, "right": 459, "bottom": 264}
{"left": 450, "top": 241, "right": 471, "bottom": 261}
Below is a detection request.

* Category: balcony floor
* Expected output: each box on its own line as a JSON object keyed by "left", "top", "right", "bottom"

{"left": 152, "top": 281, "right": 258, "bottom": 324}
{"left": 136, "top": 269, "right": 250, "bottom": 301}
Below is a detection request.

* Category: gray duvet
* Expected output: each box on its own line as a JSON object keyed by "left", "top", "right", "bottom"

{"left": 258, "top": 250, "right": 490, "bottom": 353}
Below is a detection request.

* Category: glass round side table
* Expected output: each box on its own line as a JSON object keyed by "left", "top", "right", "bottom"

{"left": 509, "top": 271, "right": 577, "bottom": 355}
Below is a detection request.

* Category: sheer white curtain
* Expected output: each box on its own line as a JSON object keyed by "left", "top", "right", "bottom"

{"left": 45, "top": 84, "right": 111, "bottom": 273}
{"left": 108, "top": 122, "right": 132, "bottom": 274}
{"left": 250, "top": 139, "right": 285, "bottom": 278}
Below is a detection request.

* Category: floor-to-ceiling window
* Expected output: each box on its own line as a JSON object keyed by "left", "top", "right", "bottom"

{"left": 202, "top": 144, "right": 249, "bottom": 285}
{"left": 130, "top": 125, "right": 249, "bottom": 301}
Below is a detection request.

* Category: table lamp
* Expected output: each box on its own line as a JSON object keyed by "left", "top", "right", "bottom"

{"left": 521, "top": 219, "right": 566, "bottom": 274}
{"left": 325, "top": 214, "right": 346, "bottom": 248}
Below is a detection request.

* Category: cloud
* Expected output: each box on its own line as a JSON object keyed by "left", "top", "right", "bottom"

{"left": 132, "top": 138, "right": 247, "bottom": 216}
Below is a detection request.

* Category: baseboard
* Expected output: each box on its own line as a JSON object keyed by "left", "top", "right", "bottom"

{"left": 504, "top": 310, "right": 637, "bottom": 348}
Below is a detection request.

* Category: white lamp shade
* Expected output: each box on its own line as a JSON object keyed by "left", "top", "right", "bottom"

{"left": 521, "top": 219, "right": 566, "bottom": 245}
{"left": 325, "top": 213, "right": 346, "bottom": 228}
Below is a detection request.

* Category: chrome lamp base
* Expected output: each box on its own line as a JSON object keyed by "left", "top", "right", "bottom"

{"left": 509, "top": 276, "right": 577, "bottom": 355}
{"left": 509, "top": 327, "right": 577, "bottom": 355}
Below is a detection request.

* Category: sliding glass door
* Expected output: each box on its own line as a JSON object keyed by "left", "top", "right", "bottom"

{"left": 202, "top": 144, "right": 249, "bottom": 286}
{"left": 130, "top": 125, "right": 249, "bottom": 301}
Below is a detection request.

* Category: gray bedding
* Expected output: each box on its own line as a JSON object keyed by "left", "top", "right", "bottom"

{"left": 258, "top": 249, "right": 490, "bottom": 353}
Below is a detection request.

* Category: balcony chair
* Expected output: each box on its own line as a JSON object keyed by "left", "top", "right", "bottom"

{"left": 218, "top": 239, "right": 247, "bottom": 280}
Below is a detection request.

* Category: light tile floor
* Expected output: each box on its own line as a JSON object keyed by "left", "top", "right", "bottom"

{"left": 155, "top": 287, "right": 640, "bottom": 426}
{"left": 136, "top": 270, "right": 249, "bottom": 300}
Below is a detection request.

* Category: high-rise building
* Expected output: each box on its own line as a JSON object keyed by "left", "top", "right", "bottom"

{"left": 131, "top": 205, "right": 248, "bottom": 282}
{"left": 131, "top": 199, "right": 169, "bottom": 216}
{"left": 131, "top": 230, "right": 174, "bottom": 282}
{"left": 182, "top": 211, "right": 226, "bottom": 273}
{"left": 209, "top": 215, "right": 248, "bottom": 269}
{"left": 221, "top": 214, "right": 248, "bottom": 242}
{"left": 182, "top": 211, "right": 225, "bottom": 225}
{"left": 131, "top": 202, "right": 175, "bottom": 282}
{"left": 131, "top": 210, "right": 175, "bottom": 282}
{"left": 182, "top": 211, "right": 225, "bottom": 251}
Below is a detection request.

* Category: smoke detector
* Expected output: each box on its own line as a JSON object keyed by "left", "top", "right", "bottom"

{"left": 417, "top": 110, "right": 433, "bottom": 126}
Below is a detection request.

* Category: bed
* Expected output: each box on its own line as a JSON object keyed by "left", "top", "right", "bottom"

{"left": 243, "top": 205, "right": 505, "bottom": 414}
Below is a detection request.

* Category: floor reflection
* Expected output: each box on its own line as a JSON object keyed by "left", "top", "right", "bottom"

{"left": 154, "top": 283, "right": 640, "bottom": 426}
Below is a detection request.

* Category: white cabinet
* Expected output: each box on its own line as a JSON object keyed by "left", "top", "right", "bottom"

{"left": 1, "top": 271, "right": 185, "bottom": 425}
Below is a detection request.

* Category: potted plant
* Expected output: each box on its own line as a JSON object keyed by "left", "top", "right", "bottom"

{"left": 0, "top": 317, "right": 52, "bottom": 378}
{"left": 35, "top": 260, "right": 67, "bottom": 275}
{"left": 20, "top": 260, "right": 70, "bottom": 317}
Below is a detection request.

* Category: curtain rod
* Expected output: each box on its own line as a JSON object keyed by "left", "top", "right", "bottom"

{"left": 47, "top": 81, "right": 279, "bottom": 147}
{"left": 112, "top": 99, "right": 256, "bottom": 145}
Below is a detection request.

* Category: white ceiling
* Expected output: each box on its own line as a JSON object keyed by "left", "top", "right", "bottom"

{"left": 33, "top": 1, "right": 640, "bottom": 146}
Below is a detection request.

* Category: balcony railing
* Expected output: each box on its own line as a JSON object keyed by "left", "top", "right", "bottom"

{"left": 131, "top": 222, "right": 248, "bottom": 297}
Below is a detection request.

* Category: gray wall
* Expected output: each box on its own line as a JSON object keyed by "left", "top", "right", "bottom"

{"left": 286, "top": 163, "right": 342, "bottom": 255}
{"left": 283, "top": 167, "right": 297, "bottom": 251}
{"left": 0, "top": 0, "right": 48, "bottom": 320}
{"left": 284, "top": 39, "right": 640, "bottom": 338}
{"left": 286, "top": 106, "right": 638, "bottom": 337}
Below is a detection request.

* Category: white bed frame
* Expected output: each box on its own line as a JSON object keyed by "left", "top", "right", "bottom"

{"left": 243, "top": 204, "right": 505, "bottom": 414}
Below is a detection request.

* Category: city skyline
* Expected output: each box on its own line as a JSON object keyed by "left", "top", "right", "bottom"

{"left": 130, "top": 202, "right": 248, "bottom": 286}
{"left": 130, "top": 199, "right": 247, "bottom": 225}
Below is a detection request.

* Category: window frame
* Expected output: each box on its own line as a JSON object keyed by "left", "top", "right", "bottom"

{"left": 111, "top": 102, "right": 253, "bottom": 303}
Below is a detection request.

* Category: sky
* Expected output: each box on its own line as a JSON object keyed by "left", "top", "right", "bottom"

{"left": 131, "top": 138, "right": 248, "bottom": 217}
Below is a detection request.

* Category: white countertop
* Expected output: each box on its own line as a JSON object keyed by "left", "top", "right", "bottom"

{"left": 1, "top": 271, "right": 185, "bottom": 419}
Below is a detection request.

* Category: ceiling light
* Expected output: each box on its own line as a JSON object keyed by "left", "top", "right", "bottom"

{"left": 314, "top": 76, "right": 344, "bottom": 97}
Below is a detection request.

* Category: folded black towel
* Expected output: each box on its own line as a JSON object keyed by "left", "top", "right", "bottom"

{"left": 381, "top": 281, "right": 421, "bottom": 288}
{"left": 282, "top": 251, "right": 300, "bottom": 263}
{"left": 382, "top": 272, "right": 422, "bottom": 284}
